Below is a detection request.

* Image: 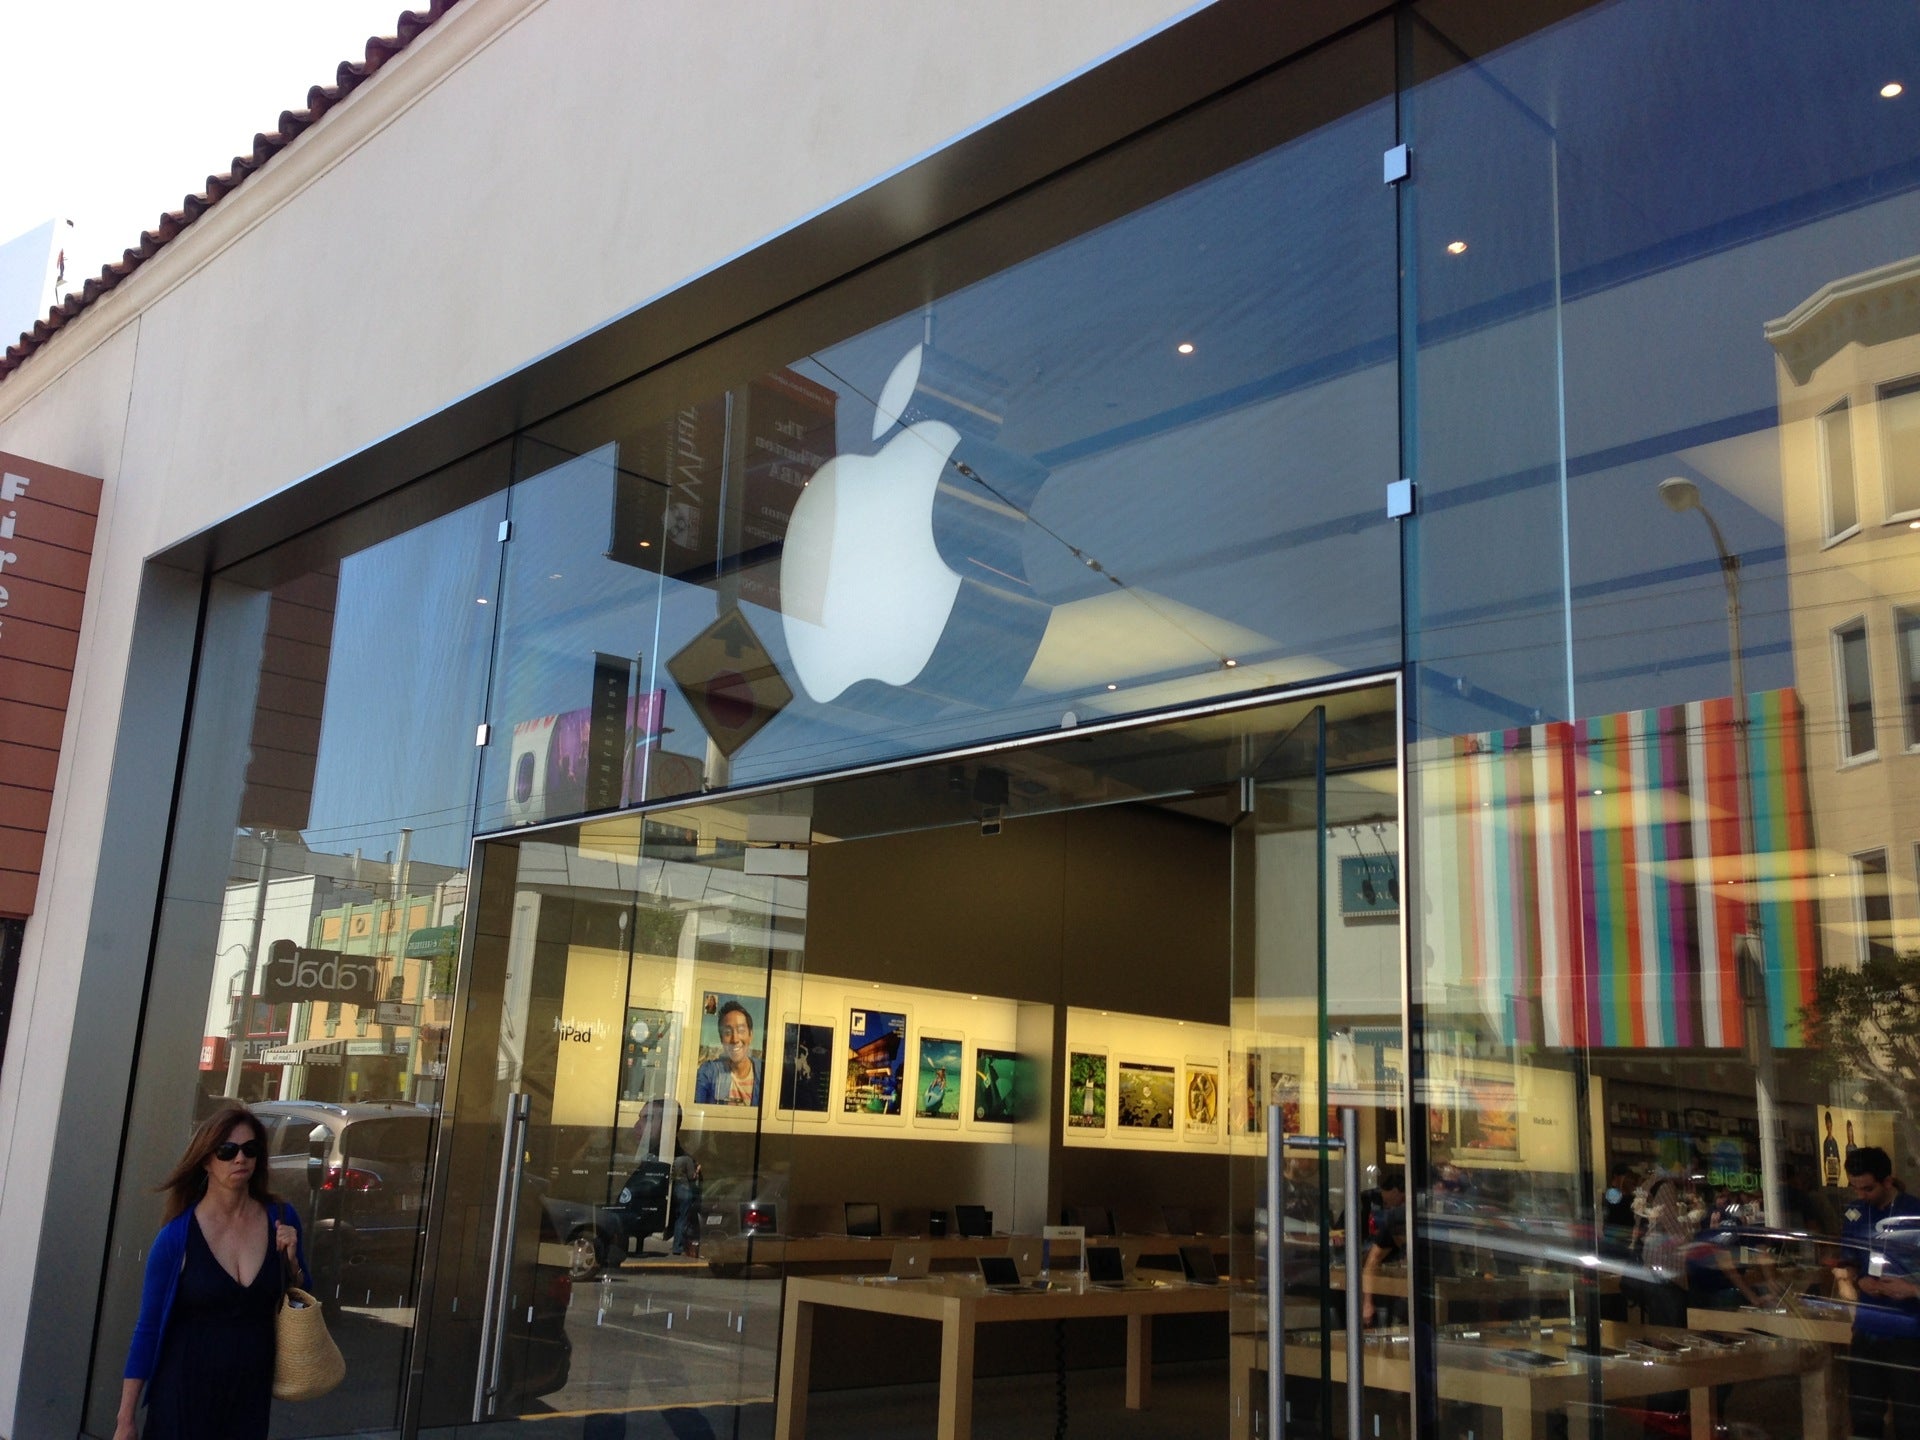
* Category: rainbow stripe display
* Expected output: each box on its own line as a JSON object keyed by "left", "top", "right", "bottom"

{"left": 1418, "top": 689, "right": 1820, "bottom": 1050}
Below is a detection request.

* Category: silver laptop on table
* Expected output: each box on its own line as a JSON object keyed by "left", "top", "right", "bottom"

{"left": 888, "top": 1242, "right": 933, "bottom": 1280}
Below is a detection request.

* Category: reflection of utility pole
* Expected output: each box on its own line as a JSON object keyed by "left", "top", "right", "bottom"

{"left": 1660, "top": 477, "right": 1782, "bottom": 1226}
{"left": 224, "top": 831, "right": 276, "bottom": 1098}
{"left": 392, "top": 827, "right": 415, "bottom": 1101}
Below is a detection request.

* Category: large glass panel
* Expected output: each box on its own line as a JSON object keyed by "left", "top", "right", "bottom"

{"left": 85, "top": 455, "right": 508, "bottom": 1439}
{"left": 1230, "top": 697, "right": 1411, "bottom": 1440}
{"left": 1408, "top": 3, "right": 1920, "bottom": 1438}
{"left": 478, "top": 24, "right": 1400, "bottom": 833}
{"left": 421, "top": 684, "right": 1396, "bottom": 1440}
{"left": 417, "top": 794, "right": 809, "bottom": 1437}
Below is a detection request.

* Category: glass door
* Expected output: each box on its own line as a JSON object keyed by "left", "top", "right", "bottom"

{"left": 415, "top": 794, "right": 811, "bottom": 1436}
{"left": 414, "top": 683, "right": 1399, "bottom": 1439}
{"left": 1232, "top": 694, "right": 1408, "bottom": 1439}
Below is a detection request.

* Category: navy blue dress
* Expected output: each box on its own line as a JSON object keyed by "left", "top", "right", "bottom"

{"left": 143, "top": 1212, "right": 280, "bottom": 1439}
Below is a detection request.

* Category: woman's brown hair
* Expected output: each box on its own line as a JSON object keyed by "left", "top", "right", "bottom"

{"left": 156, "top": 1103, "right": 277, "bottom": 1222}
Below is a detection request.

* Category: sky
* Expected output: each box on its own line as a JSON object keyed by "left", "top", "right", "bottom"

{"left": 0, "top": 1, "right": 412, "bottom": 310}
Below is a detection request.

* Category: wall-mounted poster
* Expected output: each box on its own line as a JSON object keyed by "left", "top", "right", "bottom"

{"left": 778, "top": 1018, "right": 834, "bottom": 1117}
{"left": 1116, "top": 1062, "right": 1176, "bottom": 1131}
{"left": 915, "top": 1034, "right": 964, "bottom": 1123}
{"left": 694, "top": 991, "right": 767, "bottom": 1107}
{"left": 1267, "top": 1049, "right": 1305, "bottom": 1136}
{"left": 843, "top": 1007, "right": 908, "bottom": 1116}
{"left": 1185, "top": 1062, "right": 1220, "bottom": 1142}
{"left": 1067, "top": 1051, "right": 1107, "bottom": 1131}
{"left": 1230, "top": 1051, "right": 1263, "bottom": 1135}
{"left": 1339, "top": 852, "right": 1400, "bottom": 916}
{"left": 973, "top": 1047, "right": 1024, "bottom": 1125}
{"left": 619, "top": 1007, "right": 676, "bottom": 1102}
{"left": 1457, "top": 1073, "right": 1520, "bottom": 1155}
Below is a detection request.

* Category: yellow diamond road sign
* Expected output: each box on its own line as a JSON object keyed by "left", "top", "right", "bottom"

{"left": 667, "top": 607, "right": 793, "bottom": 757}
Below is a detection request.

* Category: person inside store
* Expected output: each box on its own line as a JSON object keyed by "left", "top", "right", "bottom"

{"left": 116, "top": 1103, "right": 307, "bottom": 1440}
{"left": 1430, "top": 1161, "right": 1470, "bottom": 1211}
{"left": 1834, "top": 1146, "right": 1920, "bottom": 1440}
{"left": 693, "top": 999, "right": 762, "bottom": 1106}
{"left": 1626, "top": 1168, "right": 1693, "bottom": 1327}
{"left": 1780, "top": 1160, "right": 1837, "bottom": 1235}
{"left": 1685, "top": 1199, "right": 1771, "bottom": 1311}
{"left": 1600, "top": 1163, "right": 1639, "bottom": 1259}
{"left": 1361, "top": 1169, "right": 1408, "bottom": 1329}
{"left": 631, "top": 1097, "right": 704, "bottom": 1257}
{"left": 1597, "top": 1163, "right": 1641, "bottom": 1321}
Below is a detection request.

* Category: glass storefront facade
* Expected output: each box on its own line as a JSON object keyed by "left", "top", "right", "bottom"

{"left": 76, "top": 3, "right": 1920, "bottom": 1437}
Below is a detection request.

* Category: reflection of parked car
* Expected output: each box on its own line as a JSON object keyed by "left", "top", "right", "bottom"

{"left": 548, "top": 1159, "right": 678, "bottom": 1279}
{"left": 252, "top": 1100, "right": 435, "bottom": 1306}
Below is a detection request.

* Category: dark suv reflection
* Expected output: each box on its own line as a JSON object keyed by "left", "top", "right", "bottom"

{"left": 253, "top": 1100, "right": 434, "bottom": 1307}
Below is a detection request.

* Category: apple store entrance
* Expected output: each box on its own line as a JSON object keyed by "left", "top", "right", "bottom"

{"left": 412, "top": 678, "right": 1404, "bottom": 1440}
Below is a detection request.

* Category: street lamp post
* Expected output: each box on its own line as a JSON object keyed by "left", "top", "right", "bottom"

{"left": 1659, "top": 477, "right": 1782, "bottom": 1227}
{"left": 224, "top": 830, "right": 276, "bottom": 1099}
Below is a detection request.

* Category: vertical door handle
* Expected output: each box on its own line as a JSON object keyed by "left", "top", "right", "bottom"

{"left": 475, "top": 1091, "right": 531, "bottom": 1419}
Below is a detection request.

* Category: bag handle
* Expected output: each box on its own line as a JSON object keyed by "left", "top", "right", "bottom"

{"left": 273, "top": 1202, "right": 301, "bottom": 1290}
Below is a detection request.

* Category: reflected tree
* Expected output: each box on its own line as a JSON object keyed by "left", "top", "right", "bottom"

{"left": 1808, "top": 953, "right": 1920, "bottom": 1160}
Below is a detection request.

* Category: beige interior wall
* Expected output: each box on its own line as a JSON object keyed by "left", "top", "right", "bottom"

{"left": 793, "top": 802, "right": 1236, "bottom": 1233}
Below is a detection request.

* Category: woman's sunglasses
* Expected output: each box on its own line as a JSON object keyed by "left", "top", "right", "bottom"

{"left": 214, "top": 1138, "right": 264, "bottom": 1161}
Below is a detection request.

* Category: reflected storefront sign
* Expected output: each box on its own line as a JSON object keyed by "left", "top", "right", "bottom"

{"left": 260, "top": 939, "right": 380, "bottom": 1006}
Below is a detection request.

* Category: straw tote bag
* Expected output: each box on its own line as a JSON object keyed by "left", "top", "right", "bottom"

{"left": 272, "top": 1208, "right": 346, "bottom": 1401}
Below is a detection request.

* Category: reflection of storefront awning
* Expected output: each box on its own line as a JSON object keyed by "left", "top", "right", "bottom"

{"left": 261, "top": 1038, "right": 344, "bottom": 1067}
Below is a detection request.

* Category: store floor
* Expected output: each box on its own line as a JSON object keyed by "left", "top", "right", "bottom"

{"left": 805, "top": 1360, "right": 1230, "bottom": 1440}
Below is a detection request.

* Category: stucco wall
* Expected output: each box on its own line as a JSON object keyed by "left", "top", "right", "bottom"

{"left": 0, "top": 0, "right": 1199, "bottom": 1423}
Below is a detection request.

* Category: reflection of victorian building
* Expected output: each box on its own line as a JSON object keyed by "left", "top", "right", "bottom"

{"left": 1768, "top": 257, "right": 1920, "bottom": 965}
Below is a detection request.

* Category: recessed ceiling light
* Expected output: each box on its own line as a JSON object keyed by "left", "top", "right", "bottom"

{"left": 549, "top": 572, "right": 564, "bottom": 580}
{"left": 1592, "top": 788, "right": 1603, "bottom": 796}
{"left": 640, "top": 539, "right": 653, "bottom": 548}
{"left": 1446, "top": 240, "right": 1468, "bottom": 255}
{"left": 476, "top": 597, "right": 489, "bottom": 605}
{"left": 1223, "top": 657, "right": 1239, "bottom": 668}
{"left": 1883, "top": 81, "right": 1905, "bottom": 98}
{"left": 1176, "top": 342, "right": 1195, "bottom": 355}
{"left": 1106, "top": 683, "right": 1118, "bottom": 691}
{"left": 1909, "top": 519, "right": 1919, "bottom": 530}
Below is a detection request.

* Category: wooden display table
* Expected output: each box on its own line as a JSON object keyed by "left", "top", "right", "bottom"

{"left": 1228, "top": 1322, "right": 1823, "bottom": 1440}
{"left": 773, "top": 1273, "right": 1232, "bottom": 1440}
{"left": 1686, "top": 1306, "right": 1850, "bottom": 1440}
{"left": 706, "top": 1231, "right": 1227, "bottom": 1275}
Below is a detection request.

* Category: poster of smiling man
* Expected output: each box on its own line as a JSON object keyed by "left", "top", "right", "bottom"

{"left": 694, "top": 992, "right": 766, "bottom": 1106}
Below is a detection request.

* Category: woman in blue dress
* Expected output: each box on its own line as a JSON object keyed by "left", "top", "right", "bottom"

{"left": 116, "top": 1103, "right": 307, "bottom": 1440}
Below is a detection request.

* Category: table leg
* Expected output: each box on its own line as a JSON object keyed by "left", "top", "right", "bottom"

{"left": 1802, "top": 1356, "right": 1835, "bottom": 1440}
{"left": 937, "top": 1299, "right": 975, "bottom": 1440}
{"left": 1689, "top": 1384, "right": 1713, "bottom": 1440}
{"left": 1126, "top": 1313, "right": 1154, "bottom": 1409}
{"left": 1228, "top": 1335, "right": 1252, "bottom": 1440}
{"left": 1501, "top": 1402, "right": 1550, "bottom": 1440}
{"left": 773, "top": 1292, "right": 813, "bottom": 1440}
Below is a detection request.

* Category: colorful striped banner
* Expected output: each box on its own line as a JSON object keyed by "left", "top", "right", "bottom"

{"left": 1417, "top": 688, "right": 1821, "bottom": 1050}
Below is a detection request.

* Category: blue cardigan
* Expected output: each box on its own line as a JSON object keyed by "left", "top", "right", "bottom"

{"left": 124, "top": 1200, "right": 309, "bottom": 1382}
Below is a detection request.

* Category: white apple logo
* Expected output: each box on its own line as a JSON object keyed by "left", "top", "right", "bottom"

{"left": 781, "top": 344, "right": 966, "bottom": 703}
